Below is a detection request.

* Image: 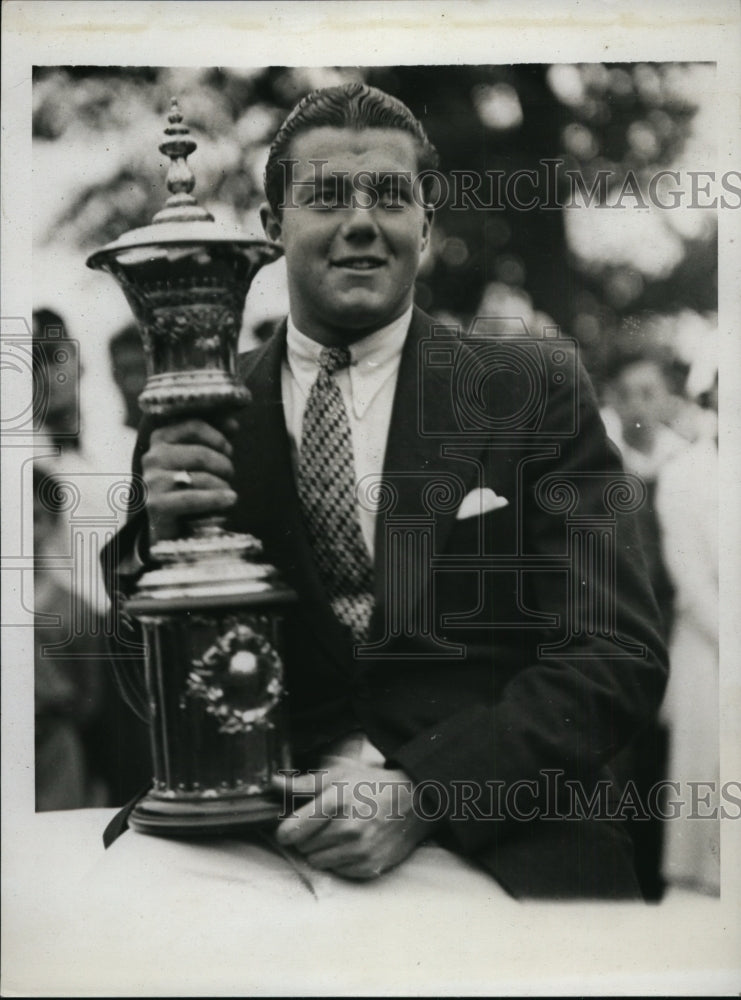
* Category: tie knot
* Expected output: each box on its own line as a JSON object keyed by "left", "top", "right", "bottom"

{"left": 319, "top": 346, "right": 351, "bottom": 376}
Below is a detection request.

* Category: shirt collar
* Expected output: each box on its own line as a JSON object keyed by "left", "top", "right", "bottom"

{"left": 285, "top": 306, "right": 413, "bottom": 419}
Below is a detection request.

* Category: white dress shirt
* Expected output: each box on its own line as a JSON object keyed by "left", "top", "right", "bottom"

{"left": 281, "top": 305, "right": 413, "bottom": 561}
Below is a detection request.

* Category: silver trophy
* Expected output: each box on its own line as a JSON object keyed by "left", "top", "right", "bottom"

{"left": 88, "top": 99, "right": 296, "bottom": 835}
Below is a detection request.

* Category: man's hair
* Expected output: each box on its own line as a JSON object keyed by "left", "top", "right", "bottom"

{"left": 264, "top": 82, "right": 439, "bottom": 215}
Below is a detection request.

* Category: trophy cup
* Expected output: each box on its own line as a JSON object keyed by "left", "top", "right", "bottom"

{"left": 88, "top": 99, "right": 296, "bottom": 835}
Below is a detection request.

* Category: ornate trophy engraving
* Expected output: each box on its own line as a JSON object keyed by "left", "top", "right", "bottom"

{"left": 88, "top": 100, "right": 295, "bottom": 834}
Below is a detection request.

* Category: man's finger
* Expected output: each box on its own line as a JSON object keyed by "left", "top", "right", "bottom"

{"left": 143, "top": 443, "right": 235, "bottom": 480}
{"left": 149, "top": 489, "right": 237, "bottom": 519}
{"left": 275, "top": 796, "right": 333, "bottom": 847}
{"left": 150, "top": 419, "right": 234, "bottom": 455}
{"left": 148, "top": 470, "right": 234, "bottom": 495}
{"left": 303, "top": 841, "right": 369, "bottom": 872}
{"left": 287, "top": 818, "right": 360, "bottom": 855}
{"left": 331, "top": 862, "right": 383, "bottom": 881}
{"left": 271, "top": 772, "right": 323, "bottom": 797}
{"left": 318, "top": 852, "right": 386, "bottom": 880}
{"left": 275, "top": 775, "right": 352, "bottom": 848}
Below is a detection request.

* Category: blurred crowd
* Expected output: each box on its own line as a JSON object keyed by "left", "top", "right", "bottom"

{"left": 601, "top": 344, "right": 719, "bottom": 899}
{"left": 33, "top": 308, "right": 150, "bottom": 812}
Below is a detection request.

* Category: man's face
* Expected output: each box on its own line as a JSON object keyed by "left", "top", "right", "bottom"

{"left": 261, "top": 127, "right": 433, "bottom": 345}
{"left": 612, "top": 361, "right": 671, "bottom": 428}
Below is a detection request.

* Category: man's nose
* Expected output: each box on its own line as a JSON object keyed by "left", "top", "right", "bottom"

{"left": 339, "top": 206, "right": 382, "bottom": 242}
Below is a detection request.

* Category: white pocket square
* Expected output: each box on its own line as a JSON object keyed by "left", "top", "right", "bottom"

{"left": 455, "top": 487, "right": 510, "bottom": 520}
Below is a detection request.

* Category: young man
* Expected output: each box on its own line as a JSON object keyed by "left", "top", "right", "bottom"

{"left": 108, "top": 83, "right": 668, "bottom": 898}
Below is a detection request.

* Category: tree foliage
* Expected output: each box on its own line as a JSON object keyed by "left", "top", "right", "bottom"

{"left": 33, "top": 63, "right": 716, "bottom": 387}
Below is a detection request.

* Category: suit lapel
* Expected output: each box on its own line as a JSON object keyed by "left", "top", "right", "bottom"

{"left": 234, "top": 324, "right": 354, "bottom": 671}
{"left": 371, "top": 308, "right": 486, "bottom": 636}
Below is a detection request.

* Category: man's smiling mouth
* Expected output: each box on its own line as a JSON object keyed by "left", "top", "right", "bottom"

{"left": 331, "top": 257, "right": 386, "bottom": 270}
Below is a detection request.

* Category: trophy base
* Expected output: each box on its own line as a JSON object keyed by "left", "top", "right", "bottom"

{"left": 129, "top": 791, "right": 283, "bottom": 837}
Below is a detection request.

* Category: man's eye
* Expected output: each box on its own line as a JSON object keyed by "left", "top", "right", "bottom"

{"left": 308, "top": 197, "right": 332, "bottom": 210}
{"left": 378, "top": 191, "right": 407, "bottom": 210}
{"left": 303, "top": 187, "right": 342, "bottom": 209}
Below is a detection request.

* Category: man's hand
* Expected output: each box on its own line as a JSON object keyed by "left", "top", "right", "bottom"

{"left": 141, "top": 417, "right": 239, "bottom": 542}
{"left": 272, "top": 757, "right": 438, "bottom": 880}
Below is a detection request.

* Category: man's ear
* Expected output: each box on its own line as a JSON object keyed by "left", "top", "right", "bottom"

{"left": 259, "top": 202, "right": 283, "bottom": 245}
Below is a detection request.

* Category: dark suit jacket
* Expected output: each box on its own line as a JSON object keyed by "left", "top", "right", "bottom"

{"left": 105, "top": 307, "right": 668, "bottom": 899}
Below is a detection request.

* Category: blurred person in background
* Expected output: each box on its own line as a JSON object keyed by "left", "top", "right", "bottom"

{"left": 34, "top": 464, "right": 107, "bottom": 810}
{"left": 109, "top": 323, "right": 148, "bottom": 433}
{"left": 600, "top": 351, "right": 688, "bottom": 899}
{"left": 32, "top": 308, "right": 82, "bottom": 448}
{"left": 108, "top": 322, "right": 148, "bottom": 476}
{"left": 32, "top": 306, "right": 109, "bottom": 615}
{"left": 602, "top": 352, "right": 686, "bottom": 480}
{"left": 33, "top": 311, "right": 152, "bottom": 809}
{"left": 666, "top": 355, "right": 719, "bottom": 446}
{"left": 656, "top": 371, "right": 719, "bottom": 896}
{"left": 601, "top": 352, "right": 687, "bottom": 639}
{"left": 476, "top": 281, "right": 556, "bottom": 342}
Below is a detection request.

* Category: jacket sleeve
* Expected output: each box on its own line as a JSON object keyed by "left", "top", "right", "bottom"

{"left": 99, "top": 419, "right": 154, "bottom": 720}
{"left": 389, "top": 350, "right": 669, "bottom": 854}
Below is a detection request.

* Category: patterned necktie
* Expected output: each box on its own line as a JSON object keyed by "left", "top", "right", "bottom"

{"left": 297, "top": 346, "right": 375, "bottom": 642}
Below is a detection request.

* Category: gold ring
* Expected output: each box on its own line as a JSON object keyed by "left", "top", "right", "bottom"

{"left": 173, "top": 470, "right": 194, "bottom": 489}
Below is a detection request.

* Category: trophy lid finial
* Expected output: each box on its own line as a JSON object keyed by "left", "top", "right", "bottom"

{"left": 152, "top": 97, "right": 214, "bottom": 224}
